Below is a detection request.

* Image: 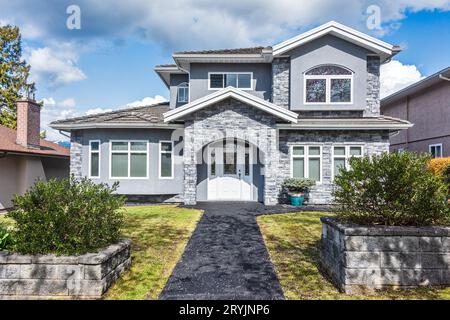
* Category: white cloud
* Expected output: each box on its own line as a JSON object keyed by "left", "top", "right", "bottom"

{"left": 26, "top": 43, "right": 86, "bottom": 89}
{"left": 85, "top": 108, "right": 113, "bottom": 116}
{"left": 125, "top": 95, "right": 167, "bottom": 107}
{"left": 380, "top": 60, "right": 424, "bottom": 98}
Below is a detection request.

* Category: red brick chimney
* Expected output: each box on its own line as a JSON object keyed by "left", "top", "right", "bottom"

{"left": 16, "top": 99, "right": 42, "bottom": 149}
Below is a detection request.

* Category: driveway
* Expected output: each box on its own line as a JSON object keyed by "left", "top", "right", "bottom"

{"left": 159, "top": 202, "right": 294, "bottom": 300}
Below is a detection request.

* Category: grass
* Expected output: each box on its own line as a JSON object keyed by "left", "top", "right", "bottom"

{"left": 104, "top": 205, "right": 202, "bottom": 300}
{"left": 257, "top": 211, "right": 450, "bottom": 300}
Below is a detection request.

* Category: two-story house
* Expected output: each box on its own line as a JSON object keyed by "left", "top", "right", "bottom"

{"left": 50, "top": 21, "right": 412, "bottom": 205}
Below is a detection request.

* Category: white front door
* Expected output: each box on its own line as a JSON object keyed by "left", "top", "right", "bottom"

{"left": 207, "top": 139, "right": 255, "bottom": 201}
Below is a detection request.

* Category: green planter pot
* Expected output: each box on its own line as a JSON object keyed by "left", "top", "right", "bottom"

{"left": 290, "top": 195, "right": 305, "bottom": 206}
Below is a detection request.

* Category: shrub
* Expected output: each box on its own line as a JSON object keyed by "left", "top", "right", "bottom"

{"left": 282, "top": 178, "right": 316, "bottom": 194}
{"left": 428, "top": 157, "right": 450, "bottom": 177}
{"left": 333, "top": 151, "right": 450, "bottom": 226}
{"left": 0, "top": 223, "right": 14, "bottom": 251}
{"left": 8, "top": 176, "right": 125, "bottom": 255}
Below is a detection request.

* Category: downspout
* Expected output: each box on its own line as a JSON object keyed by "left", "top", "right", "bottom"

{"left": 58, "top": 130, "right": 71, "bottom": 139}
{"left": 439, "top": 74, "right": 450, "bottom": 82}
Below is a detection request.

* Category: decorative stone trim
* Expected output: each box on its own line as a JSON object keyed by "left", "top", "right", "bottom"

{"left": 70, "top": 131, "right": 83, "bottom": 179}
{"left": 366, "top": 56, "right": 381, "bottom": 117}
{"left": 0, "top": 239, "right": 131, "bottom": 299}
{"left": 320, "top": 217, "right": 450, "bottom": 294}
{"left": 272, "top": 58, "right": 290, "bottom": 108}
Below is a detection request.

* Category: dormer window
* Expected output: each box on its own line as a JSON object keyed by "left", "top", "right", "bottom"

{"left": 208, "top": 72, "right": 253, "bottom": 90}
{"left": 177, "top": 82, "right": 189, "bottom": 103}
{"left": 304, "top": 65, "right": 353, "bottom": 104}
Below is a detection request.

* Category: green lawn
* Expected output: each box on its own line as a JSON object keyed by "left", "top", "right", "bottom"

{"left": 257, "top": 211, "right": 450, "bottom": 300}
{"left": 104, "top": 205, "right": 202, "bottom": 300}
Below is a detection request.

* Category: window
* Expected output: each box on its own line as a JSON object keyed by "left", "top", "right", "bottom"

{"left": 89, "top": 140, "right": 100, "bottom": 178}
{"left": 332, "top": 146, "right": 363, "bottom": 178}
{"left": 159, "top": 141, "right": 174, "bottom": 179}
{"left": 110, "top": 141, "right": 148, "bottom": 179}
{"left": 304, "top": 65, "right": 353, "bottom": 104}
{"left": 223, "top": 139, "right": 237, "bottom": 175}
{"left": 177, "top": 82, "right": 189, "bottom": 103}
{"left": 245, "top": 142, "right": 250, "bottom": 176}
{"left": 429, "top": 144, "right": 443, "bottom": 158}
{"left": 291, "top": 146, "right": 322, "bottom": 183}
{"left": 208, "top": 72, "right": 252, "bottom": 90}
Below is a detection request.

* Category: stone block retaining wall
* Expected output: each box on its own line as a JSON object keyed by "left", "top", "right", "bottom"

{"left": 0, "top": 239, "right": 131, "bottom": 299}
{"left": 320, "top": 217, "right": 450, "bottom": 293}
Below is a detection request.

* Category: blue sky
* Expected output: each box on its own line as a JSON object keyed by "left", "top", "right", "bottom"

{"left": 0, "top": 0, "right": 449, "bottom": 140}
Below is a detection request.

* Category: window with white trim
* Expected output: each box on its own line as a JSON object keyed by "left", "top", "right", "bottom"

{"left": 159, "top": 141, "right": 174, "bottom": 178}
{"left": 332, "top": 146, "right": 363, "bottom": 178}
{"left": 291, "top": 146, "right": 322, "bottom": 182}
{"left": 89, "top": 140, "right": 100, "bottom": 178}
{"left": 304, "top": 65, "right": 353, "bottom": 104}
{"left": 177, "top": 82, "right": 189, "bottom": 103}
{"left": 209, "top": 72, "right": 252, "bottom": 90}
{"left": 429, "top": 144, "right": 443, "bottom": 158}
{"left": 110, "top": 141, "right": 148, "bottom": 178}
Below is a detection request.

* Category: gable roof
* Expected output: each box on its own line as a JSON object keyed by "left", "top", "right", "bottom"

{"left": 0, "top": 125, "right": 69, "bottom": 157}
{"left": 272, "top": 21, "right": 400, "bottom": 61}
{"left": 163, "top": 87, "right": 298, "bottom": 123}
{"left": 50, "top": 102, "right": 183, "bottom": 130}
{"left": 381, "top": 66, "right": 450, "bottom": 106}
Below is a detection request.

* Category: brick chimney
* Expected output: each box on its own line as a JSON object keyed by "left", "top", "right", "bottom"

{"left": 16, "top": 99, "right": 42, "bottom": 149}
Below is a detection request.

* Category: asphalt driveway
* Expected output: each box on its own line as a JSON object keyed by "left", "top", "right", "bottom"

{"left": 158, "top": 202, "right": 291, "bottom": 300}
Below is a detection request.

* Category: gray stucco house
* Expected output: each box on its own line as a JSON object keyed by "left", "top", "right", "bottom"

{"left": 50, "top": 21, "right": 412, "bottom": 205}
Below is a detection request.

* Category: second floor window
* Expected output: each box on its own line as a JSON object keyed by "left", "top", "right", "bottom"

{"left": 304, "top": 65, "right": 353, "bottom": 104}
{"left": 209, "top": 72, "right": 252, "bottom": 90}
{"left": 177, "top": 82, "right": 189, "bottom": 103}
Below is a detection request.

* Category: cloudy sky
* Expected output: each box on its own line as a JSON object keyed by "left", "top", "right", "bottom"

{"left": 0, "top": 0, "right": 449, "bottom": 140}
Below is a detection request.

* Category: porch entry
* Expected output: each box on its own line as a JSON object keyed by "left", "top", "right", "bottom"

{"left": 207, "top": 138, "right": 256, "bottom": 201}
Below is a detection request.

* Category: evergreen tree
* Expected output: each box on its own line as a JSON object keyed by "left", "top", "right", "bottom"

{"left": 0, "top": 25, "right": 35, "bottom": 129}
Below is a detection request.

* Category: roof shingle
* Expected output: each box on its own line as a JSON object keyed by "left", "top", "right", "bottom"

{"left": 174, "top": 46, "right": 267, "bottom": 55}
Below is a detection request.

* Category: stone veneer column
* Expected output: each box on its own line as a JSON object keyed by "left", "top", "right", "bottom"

{"left": 263, "top": 128, "right": 280, "bottom": 205}
{"left": 183, "top": 121, "right": 197, "bottom": 205}
{"left": 272, "top": 58, "right": 290, "bottom": 108}
{"left": 70, "top": 131, "right": 83, "bottom": 179}
{"left": 366, "top": 56, "right": 381, "bottom": 116}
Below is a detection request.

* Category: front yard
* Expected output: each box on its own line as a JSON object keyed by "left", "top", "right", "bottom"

{"left": 257, "top": 211, "right": 450, "bottom": 300}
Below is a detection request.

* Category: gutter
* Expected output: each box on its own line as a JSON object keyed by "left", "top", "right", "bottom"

{"left": 50, "top": 122, "right": 185, "bottom": 130}
{"left": 439, "top": 74, "right": 450, "bottom": 82}
{"left": 0, "top": 152, "right": 7, "bottom": 158}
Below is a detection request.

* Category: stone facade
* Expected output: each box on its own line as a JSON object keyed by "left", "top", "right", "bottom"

{"left": 0, "top": 240, "right": 131, "bottom": 299}
{"left": 321, "top": 217, "right": 450, "bottom": 293}
{"left": 365, "top": 56, "right": 381, "bottom": 117}
{"left": 183, "top": 98, "right": 280, "bottom": 205}
{"left": 272, "top": 58, "right": 290, "bottom": 108}
{"left": 278, "top": 130, "right": 390, "bottom": 204}
{"left": 70, "top": 131, "right": 83, "bottom": 179}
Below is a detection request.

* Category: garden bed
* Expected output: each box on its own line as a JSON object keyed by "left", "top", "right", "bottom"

{"left": 321, "top": 217, "right": 450, "bottom": 294}
{"left": 0, "top": 239, "right": 131, "bottom": 299}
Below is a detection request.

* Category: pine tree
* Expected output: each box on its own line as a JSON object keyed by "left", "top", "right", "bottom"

{"left": 0, "top": 25, "right": 35, "bottom": 129}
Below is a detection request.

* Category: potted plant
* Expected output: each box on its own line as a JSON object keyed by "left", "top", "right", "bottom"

{"left": 282, "top": 178, "right": 316, "bottom": 206}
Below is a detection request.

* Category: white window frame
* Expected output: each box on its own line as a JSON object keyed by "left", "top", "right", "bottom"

{"left": 332, "top": 145, "right": 364, "bottom": 179}
{"left": 159, "top": 140, "right": 174, "bottom": 179}
{"left": 89, "top": 140, "right": 101, "bottom": 179}
{"left": 208, "top": 72, "right": 253, "bottom": 90}
{"left": 429, "top": 143, "right": 443, "bottom": 158}
{"left": 303, "top": 66, "right": 353, "bottom": 105}
{"left": 177, "top": 83, "right": 189, "bottom": 103}
{"left": 109, "top": 140, "right": 149, "bottom": 179}
{"left": 290, "top": 145, "right": 323, "bottom": 184}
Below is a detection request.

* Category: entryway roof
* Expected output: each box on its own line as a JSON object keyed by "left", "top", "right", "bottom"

{"left": 163, "top": 87, "right": 299, "bottom": 123}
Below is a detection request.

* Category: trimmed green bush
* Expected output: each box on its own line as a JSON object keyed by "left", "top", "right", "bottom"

{"left": 282, "top": 178, "right": 316, "bottom": 194}
{"left": 333, "top": 152, "right": 450, "bottom": 226}
{"left": 8, "top": 177, "right": 125, "bottom": 255}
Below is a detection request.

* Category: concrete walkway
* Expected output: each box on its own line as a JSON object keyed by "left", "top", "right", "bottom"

{"left": 159, "top": 202, "right": 299, "bottom": 300}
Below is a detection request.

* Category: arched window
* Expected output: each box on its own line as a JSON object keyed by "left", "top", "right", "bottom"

{"left": 177, "top": 82, "right": 189, "bottom": 103}
{"left": 304, "top": 65, "right": 353, "bottom": 104}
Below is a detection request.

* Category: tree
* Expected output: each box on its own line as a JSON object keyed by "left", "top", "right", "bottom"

{"left": 0, "top": 25, "right": 35, "bottom": 129}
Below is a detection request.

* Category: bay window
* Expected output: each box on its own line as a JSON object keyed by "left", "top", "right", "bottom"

{"left": 291, "top": 145, "right": 322, "bottom": 182}
{"left": 110, "top": 141, "right": 148, "bottom": 179}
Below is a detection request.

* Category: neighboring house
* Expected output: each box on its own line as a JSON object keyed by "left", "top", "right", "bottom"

{"left": 50, "top": 21, "right": 411, "bottom": 205}
{"left": 381, "top": 67, "right": 450, "bottom": 157}
{"left": 0, "top": 99, "right": 70, "bottom": 211}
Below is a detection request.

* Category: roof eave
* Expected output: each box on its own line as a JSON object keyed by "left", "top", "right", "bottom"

{"left": 50, "top": 122, "right": 184, "bottom": 131}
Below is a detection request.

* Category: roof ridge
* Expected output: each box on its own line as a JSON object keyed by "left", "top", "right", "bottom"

{"left": 50, "top": 101, "right": 169, "bottom": 125}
